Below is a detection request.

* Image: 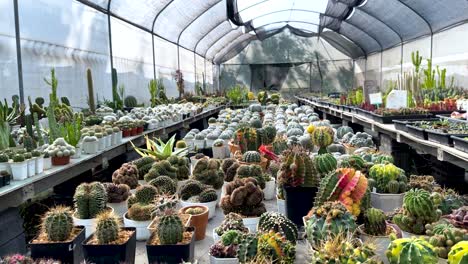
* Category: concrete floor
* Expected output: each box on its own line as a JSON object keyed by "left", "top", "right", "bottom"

{"left": 135, "top": 199, "right": 310, "bottom": 264}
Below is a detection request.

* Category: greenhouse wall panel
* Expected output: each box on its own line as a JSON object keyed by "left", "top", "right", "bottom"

{"left": 0, "top": 0, "right": 19, "bottom": 101}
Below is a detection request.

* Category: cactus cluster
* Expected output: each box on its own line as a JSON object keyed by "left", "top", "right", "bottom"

{"left": 392, "top": 188, "right": 442, "bottom": 234}
{"left": 386, "top": 237, "right": 438, "bottom": 264}
{"left": 232, "top": 127, "right": 261, "bottom": 153}
{"left": 104, "top": 183, "right": 130, "bottom": 203}
{"left": 424, "top": 222, "right": 468, "bottom": 259}
{"left": 363, "top": 208, "right": 387, "bottom": 236}
{"left": 178, "top": 179, "right": 218, "bottom": 203}
{"left": 167, "top": 155, "right": 190, "bottom": 180}
{"left": 127, "top": 185, "right": 158, "bottom": 221}
{"left": 314, "top": 153, "right": 338, "bottom": 175}
{"left": 408, "top": 175, "right": 441, "bottom": 192}
{"left": 222, "top": 158, "right": 240, "bottom": 182}
{"left": 235, "top": 164, "right": 266, "bottom": 189}
{"left": 144, "top": 160, "right": 177, "bottom": 182}
{"left": 191, "top": 158, "right": 224, "bottom": 190}
{"left": 445, "top": 206, "right": 468, "bottom": 229}
{"left": 257, "top": 230, "right": 296, "bottom": 264}
{"left": 214, "top": 212, "right": 249, "bottom": 236}
{"left": 314, "top": 168, "right": 368, "bottom": 216}
{"left": 41, "top": 206, "right": 74, "bottom": 242}
{"left": 277, "top": 146, "right": 320, "bottom": 188}
{"left": 73, "top": 182, "right": 107, "bottom": 219}
{"left": 220, "top": 178, "right": 266, "bottom": 217}
{"left": 237, "top": 233, "right": 259, "bottom": 263}
{"left": 44, "top": 138, "right": 76, "bottom": 157}
{"left": 148, "top": 175, "right": 177, "bottom": 195}
{"left": 112, "top": 163, "right": 139, "bottom": 189}
{"left": 258, "top": 212, "right": 298, "bottom": 243}
{"left": 157, "top": 214, "right": 184, "bottom": 245}
{"left": 132, "top": 156, "right": 155, "bottom": 178}
{"left": 241, "top": 151, "right": 262, "bottom": 163}
{"left": 95, "top": 211, "right": 120, "bottom": 244}
{"left": 305, "top": 201, "right": 357, "bottom": 247}
{"left": 368, "top": 163, "right": 407, "bottom": 194}
{"left": 152, "top": 194, "right": 178, "bottom": 217}
{"left": 210, "top": 230, "right": 240, "bottom": 258}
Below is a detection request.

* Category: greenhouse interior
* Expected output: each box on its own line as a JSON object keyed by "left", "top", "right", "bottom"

{"left": 1, "top": 0, "right": 468, "bottom": 263}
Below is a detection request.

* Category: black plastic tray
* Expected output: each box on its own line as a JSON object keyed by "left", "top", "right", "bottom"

{"left": 451, "top": 136, "right": 468, "bottom": 153}
{"left": 393, "top": 118, "right": 440, "bottom": 133}
{"left": 427, "top": 130, "right": 468, "bottom": 147}
{"left": 436, "top": 114, "right": 468, "bottom": 124}
{"left": 406, "top": 125, "right": 427, "bottom": 140}
{"left": 371, "top": 113, "right": 432, "bottom": 124}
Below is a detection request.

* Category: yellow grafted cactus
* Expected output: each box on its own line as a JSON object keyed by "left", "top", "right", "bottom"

{"left": 448, "top": 241, "right": 468, "bottom": 264}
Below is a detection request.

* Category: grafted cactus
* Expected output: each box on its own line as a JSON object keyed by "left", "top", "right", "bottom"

{"left": 277, "top": 146, "right": 319, "bottom": 188}
{"left": 258, "top": 212, "right": 298, "bottom": 243}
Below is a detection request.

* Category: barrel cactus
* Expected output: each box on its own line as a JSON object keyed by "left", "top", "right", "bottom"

{"left": 242, "top": 151, "right": 262, "bottom": 163}
{"left": 257, "top": 231, "right": 296, "bottom": 264}
{"left": 305, "top": 201, "right": 357, "bottom": 247}
{"left": 311, "top": 126, "right": 334, "bottom": 154}
{"left": 339, "top": 155, "right": 366, "bottom": 170}
{"left": 148, "top": 175, "right": 177, "bottom": 195}
{"left": 250, "top": 118, "right": 262, "bottom": 128}
{"left": 95, "top": 211, "right": 120, "bottom": 244}
{"left": 363, "top": 208, "right": 387, "bottom": 236}
{"left": 192, "top": 158, "right": 224, "bottom": 190}
{"left": 386, "top": 237, "right": 438, "bottom": 264}
{"left": 448, "top": 241, "right": 468, "bottom": 264}
{"left": 312, "top": 235, "right": 381, "bottom": 263}
{"left": 124, "top": 96, "right": 138, "bottom": 107}
{"left": 262, "top": 125, "right": 277, "bottom": 145}
{"left": 157, "top": 214, "right": 184, "bottom": 245}
{"left": 424, "top": 222, "right": 468, "bottom": 259}
{"left": 258, "top": 212, "right": 298, "bottom": 243}
{"left": 41, "top": 206, "right": 74, "bottom": 241}
{"left": 336, "top": 126, "right": 354, "bottom": 139}
{"left": 314, "top": 168, "right": 368, "bottom": 216}
{"left": 74, "top": 182, "right": 107, "bottom": 219}
{"left": 314, "top": 153, "right": 337, "bottom": 175}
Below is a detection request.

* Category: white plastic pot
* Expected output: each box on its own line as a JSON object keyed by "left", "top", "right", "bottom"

{"left": 205, "top": 139, "right": 215, "bottom": 148}
{"left": 223, "top": 139, "right": 230, "bottom": 156}
{"left": 370, "top": 192, "right": 404, "bottom": 213}
{"left": 106, "top": 135, "right": 112, "bottom": 148}
{"left": 184, "top": 139, "right": 194, "bottom": 151}
{"left": 277, "top": 198, "right": 286, "bottom": 215}
{"left": 98, "top": 138, "right": 105, "bottom": 151}
{"left": 10, "top": 161, "right": 28, "bottom": 181}
{"left": 73, "top": 215, "right": 96, "bottom": 239}
{"left": 210, "top": 255, "right": 239, "bottom": 264}
{"left": 107, "top": 200, "right": 128, "bottom": 218}
{"left": 194, "top": 139, "right": 205, "bottom": 150}
{"left": 216, "top": 188, "right": 222, "bottom": 206}
{"left": 263, "top": 179, "right": 276, "bottom": 200}
{"left": 242, "top": 217, "right": 259, "bottom": 233}
{"left": 181, "top": 200, "right": 217, "bottom": 219}
{"left": 43, "top": 157, "right": 52, "bottom": 170}
{"left": 212, "top": 146, "right": 226, "bottom": 159}
{"left": 71, "top": 146, "right": 81, "bottom": 159}
{"left": 0, "top": 162, "right": 11, "bottom": 174}
{"left": 115, "top": 131, "right": 123, "bottom": 144}
{"left": 35, "top": 157, "right": 44, "bottom": 174}
{"left": 358, "top": 226, "right": 392, "bottom": 263}
{"left": 83, "top": 141, "right": 99, "bottom": 154}
{"left": 213, "top": 229, "right": 221, "bottom": 243}
{"left": 123, "top": 212, "right": 151, "bottom": 241}
{"left": 27, "top": 158, "right": 36, "bottom": 177}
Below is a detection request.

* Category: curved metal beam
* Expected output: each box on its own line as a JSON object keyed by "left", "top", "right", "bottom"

{"left": 151, "top": 0, "right": 175, "bottom": 33}
{"left": 236, "top": 0, "right": 270, "bottom": 14}
{"left": 204, "top": 29, "right": 241, "bottom": 58}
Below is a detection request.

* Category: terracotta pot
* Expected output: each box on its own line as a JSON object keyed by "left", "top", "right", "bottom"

{"left": 179, "top": 205, "right": 208, "bottom": 241}
{"left": 131, "top": 128, "right": 138, "bottom": 136}
{"left": 137, "top": 127, "right": 144, "bottom": 134}
{"left": 51, "top": 156, "right": 70, "bottom": 166}
{"left": 123, "top": 129, "right": 131, "bottom": 137}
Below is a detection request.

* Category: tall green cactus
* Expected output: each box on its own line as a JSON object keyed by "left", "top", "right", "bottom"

{"left": 73, "top": 182, "right": 107, "bottom": 219}
{"left": 25, "top": 114, "right": 34, "bottom": 139}
{"left": 111, "top": 68, "right": 123, "bottom": 110}
{"left": 47, "top": 100, "right": 61, "bottom": 142}
{"left": 42, "top": 206, "right": 74, "bottom": 242}
{"left": 44, "top": 68, "right": 58, "bottom": 105}
{"left": 157, "top": 214, "right": 184, "bottom": 245}
{"left": 95, "top": 211, "right": 120, "bottom": 244}
{"left": 87, "top": 68, "right": 96, "bottom": 114}
{"left": 33, "top": 113, "right": 44, "bottom": 146}
{"left": 411, "top": 51, "right": 422, "bottom": 74}
{"left": 423, "top": 59, "right": 436, "bottom": 90}
{"left": 436, "top": 65, "right": 447, "bottom": 89}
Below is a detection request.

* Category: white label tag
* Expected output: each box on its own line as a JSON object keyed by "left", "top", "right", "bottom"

{"left": 369, "top": 93, "right": 383, "bottom": 105}
{"left": 386, "top": 90, "right": 408, "bottom": 109}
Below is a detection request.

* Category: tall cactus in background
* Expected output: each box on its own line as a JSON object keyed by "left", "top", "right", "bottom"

{"left": 423, "top": 58, "right": 436, "bottom": 90}
{"left": 47, "top": 100, "right": 61, "bottom": 142}
{"left": 44, "top": 68, "right": 59, "bottom": 105}
{"left": 33, "top": 113, "right": 44, "bottom": 146}
{"left": 111, "top": 68, "right": 123, "bottom": 111}
{"left": 411, "top": 50, "right": 422, "bottom": 74}
{"left": 87, "top": 68, "right": 96, "bottom": 114}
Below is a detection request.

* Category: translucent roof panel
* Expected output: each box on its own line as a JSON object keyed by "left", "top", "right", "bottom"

{"left": 110, "top": 0, "right": 171, "bottom": 30}
{"left": 178, "top": 0, "right": 227, "bottom": 51}
{"left": 87, "top": 0, "right": 108, "bottom": 8}
{"left": 214, "top": 34, "right": 257, "bottom": 63}
{"left": 154, "top": 0, "right": 220, "bottom": 43}
{"left": 206, "top": 30, "right": 244, "bottom": 59}
{"left": 252, "top": 10, "right": 320, "bottom": 29}
{"left": 196, "top": 21, "right": 234, "bottom": 55}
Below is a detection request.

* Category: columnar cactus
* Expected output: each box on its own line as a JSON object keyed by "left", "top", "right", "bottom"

{"left": 368, "top": 163, "right": 407, "bottom": 194}
{"left": 363, "top": 208, "right": 387, "bottom": 236}
{"left": 104, "top": 183, "right": 130, "bottom": 203}
{"left": 386, "top": 237, "right": 438, "bottom": 264}
{"left": 220, "top": 178, "right": 266, "bottom": 217}
{"left": 95, "top": 211, "right": 120, "bottom": 244}
{"left": 392, "top": 189, "right": 442, "bottom": 234}
{"left": 148, "top": 175, "right": 177, "bottom": 195}
{"left": 112, "top": 163, "right": 139, "bottom": 189}
{"left": 73, "top": 182, "right": 107, "bottom": 219}
{"left": 157, "top": 214, "right": 184, "bottom": 245}
{"left": 235, "top": 164, "right": 266, "bottom": 189}
{"left": 242, "top": 151, "right": 262, "bottom": 163}
{"left": 257, "top": 231, "right": 296, "bottom": 264}
{"left": 305, "top": 202, "right": 357, "bottom": 247}
{"left": 314, "top": 168, "right": 368, "bottom": 216}
{"left": 41, "top": 206, "right": 74, "bottom": 242}
{"left": 258, "top": 212, "right": 298, "bottom": 242}
{"left": 191, "top": 158, "right": 224, "bottom": 190}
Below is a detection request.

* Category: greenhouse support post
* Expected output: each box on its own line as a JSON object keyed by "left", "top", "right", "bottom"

{"left": 13, "top": 0, "right": 24, "bottom": 104}
{"left": 107, "top": 0, "right": 114, "bottom": 90}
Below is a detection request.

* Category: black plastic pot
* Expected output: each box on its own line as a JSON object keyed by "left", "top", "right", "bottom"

{"left": 427, "top": 130, "right": 468, "bottom": 147}
{"left": 406, "top": 125, "right": 427, "bottom": 140}
{"left": 82, "top": 227, "right": 136, "bottom": 264}
{"left": 452, "top": 136, "right": 468, "bottom": 152}
{"left": 146, "top": 227, "right": 195, "bottom": 264}
{"left": 283, "top": 186, "right": 318, "bottom": 227}
{"left": 30, "top": 226, "right": 85, "bottom": 264}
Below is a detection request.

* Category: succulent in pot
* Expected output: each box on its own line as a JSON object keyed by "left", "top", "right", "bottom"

{"left": 368, "top": 163, "right": 407, "bottom": 212}
{"left": 386, "top": 237, "right": 438, "bottom": 264}
{"left": 213, "top": 212, "right": 248, "bottom": 243}
{"left": 179, "top": 179, "right": 218, "bottom": 219}
{"left": 104, "top": 183, "right": 130, "bottom": 218}
{"left": 45, "top": 138, "right": 76, "bottom": 166}
{"left": 32, "top": 149, "right": 44, "bottom": 174}
{"left": 0, "top": 152, "right": 10, "bottom": 175}
{"left": 124, "top": 185, "right": 157, "bottom": 241}
{"left": 73, "top": 182, "right": 108, "bottom": 238}
{"left": 9, "top": 153, "right": 28, "bottom": 181}
{"left": 112, "top": 163, "right": 139, "bottom": 190}
{"left": 179, "top": 205, "right": 209, "bottom": 241}
{"left": 82, "top": 135, "right": 99, "bottom": 154}
{"left": 191, "top": 158, "right": 224, "bottom": 190}
{"left": 424, "top": 222, "right": 468, "bottom": 259}
{"left": 209, "top": 230, "right": 241, "bottom": 262}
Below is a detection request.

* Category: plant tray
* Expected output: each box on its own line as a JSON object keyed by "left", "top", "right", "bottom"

{"left": 436, "top": 114, "right": 468, "bottom": 124}
{"left": 427, "top": 130, "right": 468, "bottom": 147}
{"left": 371, "top": 113, "right": 432, "bottom": 124}
{"left": 451, "top": 136, "right": 468, "bottom": 153}
{"left": 406, "top": 125, "right": 428, "bottom": 140}
{"left": 146, "top": 227, "right": 195, "bottom": 264}
{"left": 393, "top": 118, "right": 440, "bottom": 133}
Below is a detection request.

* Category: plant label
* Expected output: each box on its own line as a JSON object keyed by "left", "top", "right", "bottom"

{"left": 386, "top": 90, "right": 407, "bottom": 109}
{"left": 369, "top": 93, "right": 383, "bottom": 105}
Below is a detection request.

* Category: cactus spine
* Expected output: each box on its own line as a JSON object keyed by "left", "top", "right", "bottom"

{"left": 157, "top": 214, "right": 184, "bottom": 245}
{"left": 73, "top": 182, "right": 107, "bottom": 219}
{"left": 95, "top": 211, "right": 120, "bottom": 244}
{"left": 363, "top": 208, "right": 387, "bottom": 236}
{"left": 258, "top": 212, "right": 298, "bottom": 243}
{"left": 42, "top": 206, "right": 74, "bottom": 241}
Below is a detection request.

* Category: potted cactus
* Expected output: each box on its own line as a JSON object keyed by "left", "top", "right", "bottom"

{"left": 386, "top": 237, "right": 438, "bottom": 264}
{"left": 82, "top": 136, "right": 99, "bottom": 154}
{"left": 175, "top": 140, "right": 188, "bottom": 153}
{"left": 146, "top": 214, "right": 196, "bottom": 263}
{"left": 112, "top": 163, "right": 139, "bottom": 191}
{"left": 184, "top": 133, "right": 195, "bottom": 151}
{"left": 392, "top": 188, "right": 442, "bottom": 237}
{"left": 213, "top": 212, "right": 249, "bottom": 243}
{"left": 32, "top": 149, "right": 44, "bottom": 174}
{"left": 24, "top": 152, "right": 36, "bottom": 177}
{"left": 29, "top": 206, "right": 85, "bottom": 264}
{"left": 448, "top": 241, "right": 468, "bottom": 264}
{"left": 9, "top": 153, "right": 28, "bottom": 181}
{"left": 179, "top": 179, "right": 218, "bottom": 219}
{"left": 44, "top": 138, "right": 76, "bottom": 166}
{"left": 105, "top": 127, "right": 113, "bottom": 147}
{"left": 104, "top": 183, "right": 130, "bottom": 218}
{"left": 147, "top": 194, "right": 192, "bottom": 233}
{"left": 357, "top": 208, "right": 402, "bottom": 258}
{"left": 238, "top": 230, "right": 296, "bottom": 263}
{"left": 277, "top": 146, "right": 320, "bottom": 226}
{"left": 212, "top": 139, "right": 226, "bottom": 159}
{"left": 82, "top": 211, "right": 136, "bottom": 264}
{"left": 209, "top": 230, "right": 241, "bottom": 264}
{"left": 43, "top": 151, "right": 52, "bottom": 170}
{"left": 179, "top": 205, "right": 209, "bottom": 241}
{"left": 220, "top": 178, "right": 266, "bottom": 232}
{"left": 124, "top": 185, "right": 157, "bottom": 241}
{"left": 257, "top": 211, "right": 298, "bottom": 243}
{"left": 423, "top": 222, "right": 468, "bottom": 260}
{"left": 95, "top": 132, "right": 105, "bottom": 151}
{"left": 191, "top": 158, "right": 224, "bottom": 201}
{"left": 0, "top": 170, "right": 11, "bottom": 187}
{"left": 239, "top": 150, "right": 268, "bottom": 170}
{"left": 194, "top": 133, "right": 206, "bottom": 149}
{"left": 112, "top": 126, "right": 122, "bottom": 145}
{"left": 0, "top": 152, "right": 10, "bottom": 174}
{"left": 368, "top": 163, "right": 408, "bottom": 212}
{"left": 73, "top": 182, "right": 109, "bottom": 238}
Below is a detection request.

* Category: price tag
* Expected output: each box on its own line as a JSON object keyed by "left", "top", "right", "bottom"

{"left": 396, "top": 133, "right": 401, "bottom": 142}
{"left": 386, "top": 90, "right": 408, "bottom": 109}
{"left": 369, "top": 93, "right": 383, "bottom": 105}
{"left": 22, "top": 184, "right": 35, "bottom": 201}
{"left": 437, "top": 148, "right": 444, "bottom": 161}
